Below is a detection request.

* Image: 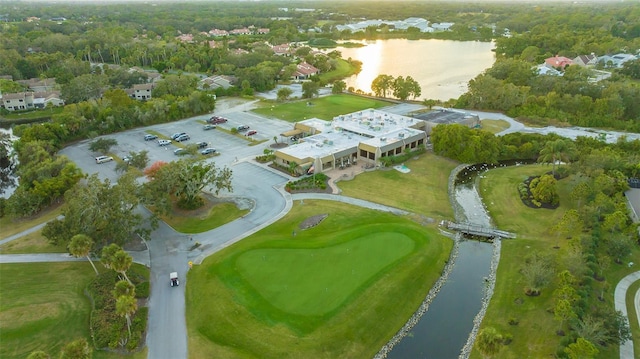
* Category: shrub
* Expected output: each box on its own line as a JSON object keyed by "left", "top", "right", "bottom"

{"left": 135, "top": 282, "right": 149, "bottom": 298}
{"left": 508, "top": 317, "right": 519, "bottom": 326}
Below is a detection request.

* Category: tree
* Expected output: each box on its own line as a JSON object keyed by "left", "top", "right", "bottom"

{"left": 44, "top": 173, "right": 145, "bottom": 247}
{"left": 530, "top": 174, "right": 559, "bottom": 206}
{"left": 538, "top": 139, "right": 576, "bottom": 177}
{"left": 392, "top": 76, "right": 421, "bottom": 101}
{"left": 68, "top": 234, "right": 99, "bottom": 276}
{"left": 59, "top": 338, "right": 92, "bottom": 359}
{"left": 61, "top": 73, "right": 108, "bottom": 103}
{"left": 332, "top": 80, "right": 346, "bottom": 94}
{"left": 475, "top": 327, "right": 503, "bottom": 358}
{"left": 302, "top": 81, "right": 319, "bottom": 99}
{"left": 116, "top": 294, "right": 137, "bottom": 338}
{"left": 89, "top": 138, "right": 118, "bottom": 155}
{"left": 521, "top": 251, "right": 554, "bottom": 295}
{"left": 371, "top": 74, "right": 394, "bottom": 97}
{"left": 112, "top": 249, "right": 133, "bottom": 284}
{"left": 113, "top": 280, "right": 136, "bottom": 298}
{"left": 606, "top": 234, "right": 633, "bottom": 264}
{"left": 143, "top": 159, "right": 233, "bottom": 210}
{"left": 101, "top": 243, "right": 120, "bottom": 270}
{"left": 564, "top": 338, "right": 599, "bottom": 359}
{"left": 276, "top": 87, "right": 293, "bottom": 101}
{"left": 422, "top": 99, "right": 439, "bottom": 109}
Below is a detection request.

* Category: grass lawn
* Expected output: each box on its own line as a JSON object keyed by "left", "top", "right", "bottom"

{"left": 0, "top": 204, "right": 63, "bottom": 239}
{"left": 0, "top": 229, "right": 67, "bottom": 254}
{"left": 186, "top": 200, "right": 452, "bottom": 359}
{"left": 625, "top": 280, "right": 640, "bottom": 355}
{"left": 0, "top": 262, "right": 148, "bottom": 359}
{"left": 0, "top": 262, "right": 94, "bottom": 358}
{"left": 480, "top": 119, "right": 510, "bottom": 134}
{"left": 318, "top": 58, "right": 358, "bottom": 83}
{"left": 338, "top": 152, "right": 458, "bottom": 220}
{"left": 251, "top": 94, "right": 392, "bottom": 122}
{"left": 471, "top": 164, "right": 640, "bottom": 359}
{"left": 160, "top": 202, "right": 249, "bottom": 233}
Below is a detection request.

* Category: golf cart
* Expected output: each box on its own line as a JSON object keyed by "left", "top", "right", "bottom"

{"left": 170, "top": 272, "right": 179, "bottom": 287}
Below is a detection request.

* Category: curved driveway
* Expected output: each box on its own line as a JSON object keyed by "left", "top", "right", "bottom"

{"left": 3, "top": 102, "right": 640, "bottom": 359}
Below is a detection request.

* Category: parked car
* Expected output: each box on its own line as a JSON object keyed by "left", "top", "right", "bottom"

{"left": 122, "top": 155, "right": 132, "bottom": 163}
{"left": 170, "top": 272, "right": 179, "bottom": 287}
{"left": 95, "top": 155, "right": 114, "bottom": 164}
{"left": 196, "top": 141, "right": 208, "bottom": 149}
{"left": 144, "top": 134, "right": 158, "bottom": 141}
{"left": 158, "top": 139, "right": 172, "bottom": 146}
{"left": 246, "top": 130, "right": 257, "bottom": 136}
{"left": 237, "top": 125, "right": 250, "bottom": 132}
{"left": 201, "top": 148, "right": 217, "bottom": 155}
{"left": 171, "top": 132, "right": 186, "bottom": 140}
{"left": 175, "top": 134, "right": 190, "bottom": 142}
{"left": 208, "top": 116, "right": 228, "bottom": 124}
{"left": 174, "top": 148, "right": 187, "bottom": 156}
{"left": 203, "top": 124, "right": 216, "bottom": 131}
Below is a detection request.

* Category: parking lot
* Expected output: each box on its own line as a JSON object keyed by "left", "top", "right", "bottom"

{"left": 59, "top": 101, "right": 294, "bottom": 181}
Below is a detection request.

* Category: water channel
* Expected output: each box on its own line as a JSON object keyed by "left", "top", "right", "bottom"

{"left": 337, "top": 39, "right": 496, "bottom": 102}
{"left": 382, "top": 165, "right": 496, "bottom": 359}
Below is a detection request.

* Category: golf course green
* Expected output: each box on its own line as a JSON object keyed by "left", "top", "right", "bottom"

{"left": 187, "top": 200, "right": 452, "bottom": 359}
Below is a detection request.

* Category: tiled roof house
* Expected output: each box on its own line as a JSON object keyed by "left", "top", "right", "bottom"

{"left": 573, "top": 53, "right": 598, "bottom": 67}
{"left": 545, "top": 56, "right": 573, "bottom": 69}
{"left": 292, "top": 62, "right": 320, "bottom": 80}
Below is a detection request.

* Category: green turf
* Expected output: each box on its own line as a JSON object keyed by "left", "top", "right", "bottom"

{"left": 0, "top": 262, "right": 96, "bottom": 358}
{"left": 339, "top": 152, "right": 458, "bottom": 220}
{"left": 161, "top": 202, "right": 249, "bottom": 233}
{"left": 187, "top": 200, "right": 452, "bottom": 358}
{"left": 251, "top": 94, "right": 392, "bottom": 122}
{"left": 235, "top": 233, "right": 415, "bottom": 316}
{"left": 480, "top": 119, "right": 510, "bottom": 134}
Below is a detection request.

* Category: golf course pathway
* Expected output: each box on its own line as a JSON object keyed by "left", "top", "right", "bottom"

{"left": 615, "top": 270, "right": 640, "bottom": 359}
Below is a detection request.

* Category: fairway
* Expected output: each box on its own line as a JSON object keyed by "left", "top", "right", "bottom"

{"left": 187, "top": 200, "right": 453, "bottom": 358}
{"left": 252, "top": 94, "right": 392, "bottom": 122}
{"left": 236, "top": 233, "right": 415, "bottom": 316}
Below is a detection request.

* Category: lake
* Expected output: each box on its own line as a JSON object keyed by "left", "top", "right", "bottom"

{"left": 338, "top": 39, "right": 495, "bottom": 102}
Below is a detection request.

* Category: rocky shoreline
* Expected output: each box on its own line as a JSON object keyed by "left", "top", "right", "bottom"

{"left": 373, "top": 163, "right": 503, "bottom": 359}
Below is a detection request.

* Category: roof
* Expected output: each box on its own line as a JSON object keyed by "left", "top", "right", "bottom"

{"left": 133, "top": 83, "right": 153, "bottom": 91}
{"left": 295, "top": 62, "right": 319, "bottom": 76}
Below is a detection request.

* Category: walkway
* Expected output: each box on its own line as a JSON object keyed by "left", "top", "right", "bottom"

{"left": 615, "top": 271, "right": 640, "bottom": 359}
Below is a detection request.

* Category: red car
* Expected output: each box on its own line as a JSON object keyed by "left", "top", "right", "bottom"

{"left": 208, "top": 116, "right": 228, "bottom": 124}
{"left": 246, "top": 130, "right": 257, "bottom": 136}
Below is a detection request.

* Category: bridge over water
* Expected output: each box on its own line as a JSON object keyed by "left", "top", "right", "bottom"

{"left": 442, "top": 221, "right": 516, "bottom": 239}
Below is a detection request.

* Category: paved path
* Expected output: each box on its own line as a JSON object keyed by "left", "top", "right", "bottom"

{"left": 615, "top": 270, "right": 640, "bottom": 359}
{"left": 0, "top": 215, "right": 63, "bottom": 246}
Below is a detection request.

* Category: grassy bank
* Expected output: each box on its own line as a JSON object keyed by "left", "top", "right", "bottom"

{"left": 338, "top": 152, "right": 458, "bottom": 220}
{"left": 186, "top": 200, "right": 452, "bottom": 358}
{"left": 471, "top": 164, "right": 640, "bottom": 358}
{"left": 252, "top": 94, "right": 392, "bottom": 122}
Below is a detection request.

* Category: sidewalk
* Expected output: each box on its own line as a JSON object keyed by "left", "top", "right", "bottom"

{"left": 614, "top": 270, "right": 640, "bottom": 359}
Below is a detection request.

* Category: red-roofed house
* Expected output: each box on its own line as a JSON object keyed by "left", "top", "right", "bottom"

{"left": 292, "top": 62, "right": 320, "bottom": 80}
{"left": 545, "top": 56, "right": 573, "bottom": 69}
{"left": 209, "top": 29, "right": 229, "bottom": 37}
{"left": 272, "top": 43, "right": 292, "bottom": 56}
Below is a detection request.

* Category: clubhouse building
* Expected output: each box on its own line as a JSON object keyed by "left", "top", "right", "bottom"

{"left": 274, "top": 109, "right": 428, "bottom": 175}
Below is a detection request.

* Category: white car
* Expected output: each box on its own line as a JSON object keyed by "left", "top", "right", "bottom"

{"left": 170, "top": 272, "right": 179, "bottom": 287}
{"left": 158, "top": 139, "right": 172, "bottom": 146}
{"left": 95, "top": 155, "right": 114, "bottom": 164}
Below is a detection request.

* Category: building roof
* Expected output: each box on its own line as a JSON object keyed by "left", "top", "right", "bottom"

{"left": 295, "top": 62, "right": 319, "bottom": 76}
{"left": 412, "top": 108, "right": 479, "bottom": 125}
{"left": 133, "top": 83, "right": 153, "bottom": 91}
{"left": 545, "top": 56, "right": 573, "bottom": 69}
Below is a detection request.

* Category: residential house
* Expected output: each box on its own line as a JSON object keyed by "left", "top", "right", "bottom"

{"left": 230, "top": 28, "right": 252, "bottom": 35}
{"left": 16, "top": 78, "right": 56, "bottom": 92}
{"left": 292, "top": 62, "right": 320, "bottom": 80}
{"left": 175, "top": 34, "right": 194, "bottom": 43}
{"left": 1, "top": 91, "right": 64, "bottom": 111}
{"left": 257, "top": 28, "right": 270, "bottom": 34}
{"left": 128, "top": 83, "right": 153, "bottom": 101}
{"left": 198, "top": 75, "right": 235, "bottom": 90}
{"left": 272, "top": 43, "right": 293, "bottom": 56}
{"left": 534, "top": 64, "right": 564, "bottom": 76}
{"left": 573, "top": 53, "right": 598, "bottom": 67}
{"left": 431, "top": 22, "right": 455, "bottom": 31}
{"left": 598, "top": 53, "right": 638, "bottom": 68}
{"left": 545, "top": 55, "right": 573, "bottom": 69}
{"left": 209, "top": 29, "right": 229, "bottom": 37}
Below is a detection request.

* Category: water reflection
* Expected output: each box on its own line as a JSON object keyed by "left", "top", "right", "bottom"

{"left": 338, "top": 39, "right": 495, "bottom": 101}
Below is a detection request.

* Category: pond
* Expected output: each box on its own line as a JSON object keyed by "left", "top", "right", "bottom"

{"left": 338, "top": 39, "right": 495, "bottom": 102}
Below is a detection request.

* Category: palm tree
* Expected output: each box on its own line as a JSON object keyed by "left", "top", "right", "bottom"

{"left": 116, "top": 295, "right": 137, "bottom": 338}
{"left": 100, "top": 243, "right": 121, "bottom": 270}
{"left": 68, "top": 234, "right": 99, "bottom": 276}
{"left": 538, "top": 139, "right": 576, "bottom": 177}
{"left": 113, "top": 280, "right": 136, "bottom": 298}
{"left": 476, "top": 327, "right": 503, "bottom": 358}
{"left": 112, "top": 250, "right": 133, "bottom": 285}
